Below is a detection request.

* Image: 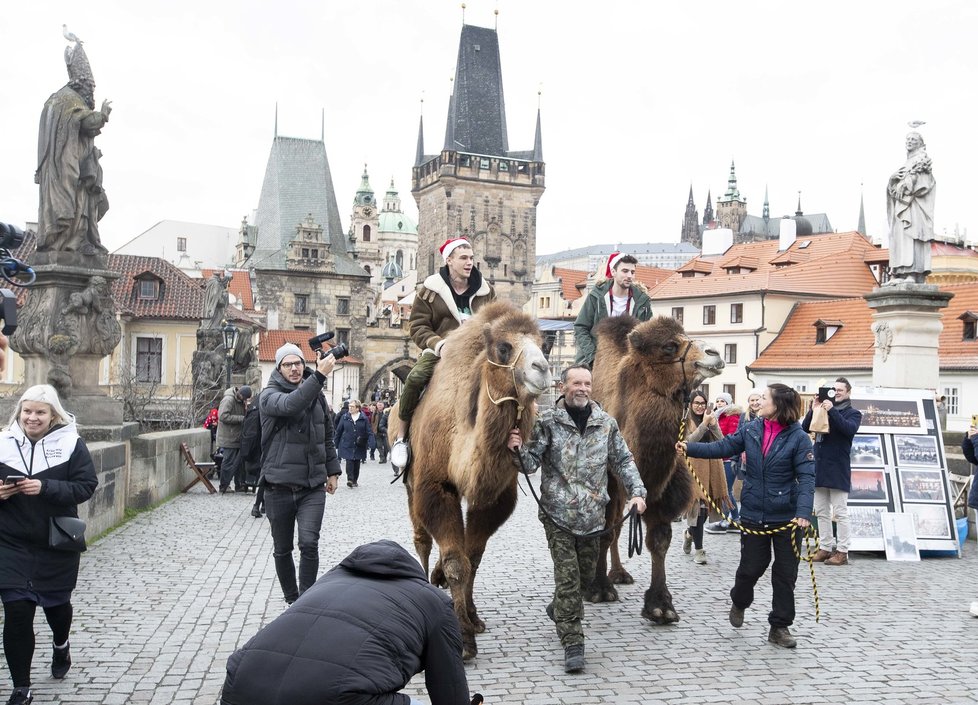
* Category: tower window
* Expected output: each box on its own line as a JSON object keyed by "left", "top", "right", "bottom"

{"left": 337, "top": 298, "right": 351, "bottom": 316}
{"left": 294, "top": 294, "right": 308, "bottom": 314}
{"left": 362, "top": 225, "right": 371, "bottom": 242}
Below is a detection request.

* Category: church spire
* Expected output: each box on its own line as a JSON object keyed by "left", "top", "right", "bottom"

{"left": 415, "top": 111, "right": 425, "bottom": 166}
{"left": 857, "top": 185, "right": 866, "bottom": 236}
{"left": 763, "top": 184, "right": 770, "bottom": 220}
{"left": 796, "top": 191, "right": 803, "bottom": 216}
{"left": 443, "top": 24, "right": 509, "bottom": 155}
{"left": 703, "top": 189, "right": 713, "bottom": 225}
{"left": 723, "top": 160, "right": 741, "bottom": 200}
{"left": 532, "top": 106, "right": 543, "bottom": 162}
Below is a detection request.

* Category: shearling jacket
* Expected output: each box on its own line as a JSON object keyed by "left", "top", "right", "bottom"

{"left": 409, "top": 266, "right": 494, "bottom": 353}
{"left": 517, "top": 398, "right": 646, "bottom": 534}
{"left": 0, "top": 421, "right": 98, "bottom": 592}
{"left": 686, "top": 417, "right": 815, "bottom": 526}
{"left": 258, "top": 368, "right": 341, "bottom": 487}
{"left": 573, "top": 279, "right": 653, "bottom": 366}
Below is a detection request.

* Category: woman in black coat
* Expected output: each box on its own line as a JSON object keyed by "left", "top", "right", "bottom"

{"left": 0, "top": 385, "right": 98, "bottom": 705}
{"left": 333, "top": 400, "right": 375, "bottom": 488}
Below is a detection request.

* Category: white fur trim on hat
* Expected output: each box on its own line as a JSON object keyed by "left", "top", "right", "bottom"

{"left": 605, "top": 251, "right": 626, "bottom": 278}
{"left": 440, "top": 238, "right": 470, "bottom": 262}
{"left": 275, "top": 343, "right": 304, "bottom": 367}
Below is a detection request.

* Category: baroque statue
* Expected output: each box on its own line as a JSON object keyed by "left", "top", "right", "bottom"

{"left": 35, "top": 28, "right": 111, "bottom": 255}
{"left": 886, "top": 128, "right": 936, "bottom": 285}
{"left": 203, "top": 271, "right": 231, "bottom": 328}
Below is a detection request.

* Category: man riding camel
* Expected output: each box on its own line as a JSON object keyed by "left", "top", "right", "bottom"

{"left": 390, "top": 238, "right": 495, "bottom": 468}
{"left": 573, "top": 252, "right": 653, "bottom": 368}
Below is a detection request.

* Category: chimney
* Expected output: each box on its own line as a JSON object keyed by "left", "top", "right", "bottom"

{"left": 702, "top": 228, "right": 733, "bottom": 256}
{"left": 779, "top": 218, "right": 797, "bottom": 251}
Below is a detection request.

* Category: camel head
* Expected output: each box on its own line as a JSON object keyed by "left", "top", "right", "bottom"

{"left": 595, "top": 316, "right": 724, "bottom": 398}
{"left": 479, "top": 304, "right": 550, "bottom": 403}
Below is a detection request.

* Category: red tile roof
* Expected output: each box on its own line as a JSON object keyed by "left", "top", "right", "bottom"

{"left": 552, "top": 267, "right": 588, "bottom": 301}
{"left": 257, "top": 329, "right": 362, "bottom": 365}
{"left": 750, "top": 282, "right": 978, "bottom": 372}
{"left": 652, "top": 231, "right": 881, "bottom": 300}
{"left": 202, "top": 268, "right": 254, "bottom": 311}
{"left": 109, "top": 254, "right": 206, "bottom": 320}
{"left": 635, "top": 264, "right": 674, "bottom": 290}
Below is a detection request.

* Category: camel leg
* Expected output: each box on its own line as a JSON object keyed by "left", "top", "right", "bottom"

{"left": 604, "top": 475, "right": 633, "bottom": 584}
{"left": 412, "top": 477, "right": 477, "bottom": 659}
{"left": 641, "top": 517, "right": 679, "bottom": 624}
{"left": 585, "top": 476, "right": 627, "bottom": 603}
{"left": 463, "top": 480, "right": 518, "bottom": 634}
{"left": 405, "top": 475, "right": 434, "bottom": 577}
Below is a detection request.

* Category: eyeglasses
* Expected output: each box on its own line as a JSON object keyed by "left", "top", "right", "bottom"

{"left": 280, "top": 361, "right": 304, "bottom": 369}
{"left": 691, "top": 401, "right": 707, "bottom": 406}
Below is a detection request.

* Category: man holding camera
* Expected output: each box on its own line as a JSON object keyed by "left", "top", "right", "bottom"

{"left": 258, "top": 343, "right": 342, "bottom": 604}
{"left": 801, "top": 377, "right": 862, "bottom": 566}
{"left": 391, "top": 238, "right": 494, "bottom": 467}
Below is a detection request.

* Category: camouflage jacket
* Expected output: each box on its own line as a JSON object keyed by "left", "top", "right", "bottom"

{"left": 517, "top": 399, "right": 646, "bottom": 534}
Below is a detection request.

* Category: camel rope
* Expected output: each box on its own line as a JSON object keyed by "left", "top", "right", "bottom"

{"left": 485, "top": 346, "right": 526, "bottom": 421}
{"left": 678, "top": 413, "right": 821, "bottom": 623}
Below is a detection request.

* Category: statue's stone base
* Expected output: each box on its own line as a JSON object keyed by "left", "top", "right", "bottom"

{"left": 864, "top": 283, "right": 954, "bottom": 389}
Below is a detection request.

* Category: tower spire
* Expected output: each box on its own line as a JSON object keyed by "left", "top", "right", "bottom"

{"left": 857, "top": 184, "right": 866, "bottom": 236}
{"left": 763, "top": 184, "right": 770, "bottom": 220}
{"left": 415, "top": 97, "right": 425, "bottom": 166}
{"left": 796, "top": 191, "right": 803, "bottom": 216}
{"left": 532, "top": 89, "right": 543, "bottom": 162}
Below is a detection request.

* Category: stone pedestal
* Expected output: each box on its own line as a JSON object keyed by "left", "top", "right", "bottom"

{"left": 864, "top": 283, "right": 954, "bottom": 390}
{"left": 7, "top": 252, "right": 123, "bottom": 425}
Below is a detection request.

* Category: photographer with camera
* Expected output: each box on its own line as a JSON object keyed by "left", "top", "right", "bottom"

{"left": 801, "top": 377, "right": 862, "bottom": 567}
{"left": 258, "top": 343, "right": 342, "bottom": 605}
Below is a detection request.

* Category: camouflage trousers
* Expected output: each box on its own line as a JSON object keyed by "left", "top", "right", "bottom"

{"left": 541, "top": 510, "right": 601, "bottom": 647}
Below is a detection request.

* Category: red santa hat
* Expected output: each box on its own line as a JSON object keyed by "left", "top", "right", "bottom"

{"left": 439, "top": 237, "right": 470, "bottom": 262}
{"left": 605, "top": 251, "right": 627, "bottom": 278}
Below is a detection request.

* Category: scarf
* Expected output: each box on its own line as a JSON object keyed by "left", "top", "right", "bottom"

{"left": 762, "top": 418, "right": 786, "bottom": 457}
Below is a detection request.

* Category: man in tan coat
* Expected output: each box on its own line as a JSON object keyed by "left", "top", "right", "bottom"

{"left": 390, "top": 238, "right": 494, "bottom": 468}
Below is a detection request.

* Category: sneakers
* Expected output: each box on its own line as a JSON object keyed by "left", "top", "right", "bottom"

{"left": 347, "top": 480, "right": 353, "bottom": 488}
{"left": 729, "top": 604, "right": 744, "bottom": 628}
{"left": 704, "top": 520, "right": 730, "bottom": 535}
{"left": 693, "top": 548, "right": 708, "bottom": 565}
{"left": 824, "top": 551, "right": 849, "bottom": 566}
{"left": 811, "top": 548, "right": 834, "bottom": 562}
{"left": 969, "top": 601, "right": 978, "bottom": 617}
{"left": 768, "top": 626, "right": 797, "bottom": 648}
{"left": 682, "top": 529, "right": 693, "bottom": 554}
{"left": 6, "top": 687, "right": 32, "bottom": 705}
{"left": 563, "top": 643, "right": 585, "bottom": 673}
{"left": 51, "top": 642, "right": 71, "bottom": 679}
{"left": 250, "top": 505, "right": 262, "bottom": 518}
{"left": 390, "top": 439, "right": 410, "bottom": 469}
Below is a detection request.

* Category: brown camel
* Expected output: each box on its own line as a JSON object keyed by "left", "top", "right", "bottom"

{"left": 389, "top": 301, "right": 550, "bottom": 659}
{"left": 588, "top": 315, "right": 724, "bottom": 623}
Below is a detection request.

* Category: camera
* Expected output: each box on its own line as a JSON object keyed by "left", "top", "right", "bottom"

{"left": 308, "top": 331, "right": 349, "bottom": 361}
{"left": 0, "top": 222, "right": 35, "bottom": 288}
{"left": 817, "top": 387, "right": 836, "bottom": 403}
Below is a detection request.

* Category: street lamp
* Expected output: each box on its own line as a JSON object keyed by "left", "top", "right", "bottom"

{"left": 344, "top": 384, "right": 353, "bottom": 401}
{"left": 222, "top": 320, "right": 238, "bottom": 388}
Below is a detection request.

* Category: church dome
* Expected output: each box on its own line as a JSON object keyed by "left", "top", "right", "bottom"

{"left": 382, "top": 258, "right": 403, "bottom": 280}
{"left": 379, "top": 210, "right": 418, "bottom": 235}
{"left": 792, "top": 215, "right": 813, "bottom": 237}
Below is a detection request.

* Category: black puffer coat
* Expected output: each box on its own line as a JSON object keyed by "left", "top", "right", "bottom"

{"left": 221, "top": 540, "right": 471, "bottom": 705}
{"left": 259, "top": 368, "right": 341, "bottom": 487}
{"left": 0, "top": 422, "right": 98, "bottom": 592}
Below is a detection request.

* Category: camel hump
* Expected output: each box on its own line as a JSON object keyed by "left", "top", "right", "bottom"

{"left": 472, "top": 300, "right": 540, "bottom": 336}
{"left": 595, "top": 314, "right": 639, "bottom": 357}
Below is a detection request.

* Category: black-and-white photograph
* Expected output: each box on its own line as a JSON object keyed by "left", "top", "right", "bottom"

{"left": 881, "top": 512, "right": 920, "bottom": 561}
{"left": 849, "top": 506, "right": 886, "bottom": 539}
{"left": 898, "top": 469, "right": 946, "bottom": 503}
{"left": 852, "top": 398, "right": 926, "bottom": 434}
{"left": 906, "top": 503, "right": 952, "bottom": 539}
{"left": 850, "top": 434, "right": 885, "bottom": 466}
{"left": 894, "top": 434, "right": 941, "bottom": 468}
{"left": 849, "top": 469, "right": 889, "bottom": 502}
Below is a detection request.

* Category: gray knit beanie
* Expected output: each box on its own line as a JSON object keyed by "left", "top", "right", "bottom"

{"left": 275, "top": 343, "right": 304, "bottom": 367}
{"left": 715, "top": 392, "right": 733, "bottom": 405}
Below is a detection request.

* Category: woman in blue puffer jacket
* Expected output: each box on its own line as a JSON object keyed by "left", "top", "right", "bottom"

{"left": 679, "top": 383, "right": 815, "bottom": 649}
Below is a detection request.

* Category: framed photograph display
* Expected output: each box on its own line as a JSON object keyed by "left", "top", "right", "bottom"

{"left": 881, "top": 512, "right": 921, "bottom": 561}
{"left": 848, "top": 506, "right": 887, "bottom": 551}
{"left": 893, "top": 435, "right": 941, "bottom": 468}
{"left": 850, "top": 434, "right": 886, "bottom": 467}
{"left": 905, "top": 503, "right": 952, "bottom": 540}
{"left": 898, "top": 469, "right": 946, "bottom": 503}
{"left": 852, "top": 397, "right": 926, "bottom": 435}
{"left": 849, "top": 469, "right": 889, "bottom": 503}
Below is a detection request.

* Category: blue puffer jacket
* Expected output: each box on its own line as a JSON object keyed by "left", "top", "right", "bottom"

{"left": 801, "top": 402, "right": 862, "bottom": 491}
{"left": 686, "top": 417, "right": 815, "bottom": 525}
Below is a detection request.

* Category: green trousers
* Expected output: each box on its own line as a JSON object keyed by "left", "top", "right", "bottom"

{"left": 541, "top": 512, "right": 601, "bottom": 647}
{"left": 397, "top": 351, "right": 440, "bottom": 424}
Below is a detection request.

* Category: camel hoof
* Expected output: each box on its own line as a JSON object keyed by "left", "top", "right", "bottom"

{"left": 469, "top": 615, "right": 486, "bottom": 633}
{"left": 664, "top": 609, "right": 680, "bottom": 623}
{"left": 584, "top": 585, "right": 620, "bottom": 603}
{"left": 641, "top": 606, "right": 665, "bottom": 623}
{"left": 462, "top": 640, "right": 478, "bottom": 661}
{"left": 608, "top": 567, "right": 634, "bottom": 585}
{"left": 430, "top": 565, "right": 448, "bottom": 589}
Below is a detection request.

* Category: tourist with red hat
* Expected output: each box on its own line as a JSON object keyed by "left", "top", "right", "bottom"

{"left": 573, "top": 252, "right": 653, "bottom": 367}
{"left": 390, "top": 238, "right": 494, "bottom": 469}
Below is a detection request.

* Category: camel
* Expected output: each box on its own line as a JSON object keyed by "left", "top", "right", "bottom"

{"left": 588, "top": 315, "right": 724, "bottom": 623}
{"left": 389, "top": 301, "right": 550, "bottom": 660}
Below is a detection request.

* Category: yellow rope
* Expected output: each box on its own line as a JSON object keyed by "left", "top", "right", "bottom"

{"left": 679, "top": 417, "right": 821, "bottom": 623}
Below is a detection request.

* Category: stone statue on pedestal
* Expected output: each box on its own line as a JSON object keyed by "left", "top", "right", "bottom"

{"left": 203, "top": 271, "right": 231, "bottom": 329}
{"left": 35, "top": 30, "right": 111, "bottom": 255}
{"left": 886, "top": 129, "right": 936, "bottom": 285}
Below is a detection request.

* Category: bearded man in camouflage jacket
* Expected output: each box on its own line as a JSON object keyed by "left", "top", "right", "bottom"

{"left": 508, "top": 365, "right": 646, "bottom": 674}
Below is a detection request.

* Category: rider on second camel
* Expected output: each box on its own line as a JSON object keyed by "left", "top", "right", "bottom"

{"left": 390, "top": 238, "right": 495, "bottom": 469}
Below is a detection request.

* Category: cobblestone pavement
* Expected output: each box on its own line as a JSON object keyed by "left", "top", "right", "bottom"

{"left": 4, "top": 458, "right": 976, "bottom": 704}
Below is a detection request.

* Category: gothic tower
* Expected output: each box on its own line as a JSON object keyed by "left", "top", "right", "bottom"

{"left": 348, "top": 165, "right": 382, "bottom": 282}
{"left": 411, "top": 23, "right": 545, "bottom": 306}
{"left": 716, "top": 160, "right": 747, "bottom": 232}
{"left": 702, "top": 189, "right": 714, "bottom": 226}
{"left": 680, "top": 185, "right": 700, "bottom": 247}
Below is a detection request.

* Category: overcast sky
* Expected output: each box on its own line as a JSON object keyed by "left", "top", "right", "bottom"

{"left": 2, "top": 0, "right": 975, "bottom": 258}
